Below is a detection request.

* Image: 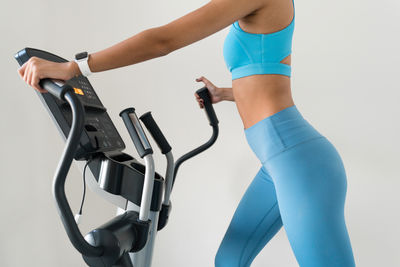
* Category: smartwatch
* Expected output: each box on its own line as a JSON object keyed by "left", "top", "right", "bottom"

{"left": 74, "top": 52, "right": 92, "bottom": 77}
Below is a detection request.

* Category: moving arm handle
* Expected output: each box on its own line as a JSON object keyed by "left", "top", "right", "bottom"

{"left": 172, "top": 87, "right": 219, "bottom": 188}
{"left": 119, "top": 107, "right": 155, "bottom": 222}
{"left": 119, "top": 107, "right": 153, "bottom": 158}
{"left": 196, "top": 86, "right": 219, "bottom": 127}
{"left": 139, "top": 111, "right": 172, "bottom": 154}
{"left": 139, "top": 111, "right": 175, "bottom": 215}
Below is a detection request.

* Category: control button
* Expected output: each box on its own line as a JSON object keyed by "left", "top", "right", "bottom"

{"left": 73, "top": 88, "right": 84, "bottom": 95}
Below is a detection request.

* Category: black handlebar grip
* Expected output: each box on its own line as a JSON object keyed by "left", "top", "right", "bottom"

{"left": 39, "top": 79, "right": 74, "bottom": 101}
{"left": 119, "top": 107, "right": 153, "bottom": 158}
{"left": 196, "top": 87, "right": 219, "bottom": 127}
{"left": 139, "top": 111, "right": 172, "bottom": 154}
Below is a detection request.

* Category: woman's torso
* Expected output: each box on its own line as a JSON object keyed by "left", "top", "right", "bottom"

{"left": 229, "top": 0, "right": 295, "bottom": 129}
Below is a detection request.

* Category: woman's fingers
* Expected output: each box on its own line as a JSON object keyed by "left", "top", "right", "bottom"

{"left": 193, "top": 92, "right": 204, "bottom": 108}
{"left": 22, "top": 62, "right": 28, "bottom": 82}
{"left": 18, "top": 59, "right": 47, "bottom": 93}
{"left": 28, "top": 58, "right": 39, "bottom": 88}
{"left": 30, "top": 63, "right": 43, "bottom": 92}
{"left": 196, "top": 76, "right": 211, "bottom": 87}
{"left": 196, "top": 76, "right": 206, "bottom": 84}
{"left": 27, "top": 64, "right": 35, "bottom": 88}
{"left": 28, "top": 64, "right": 36, "bottom": 87}
{"left": 26, "top": 58, "right": 37, "bottom": 88}
{"left": 195, "top": 76, "right": 217, "bottom": 108}
{"left": 23, "top": 62, "right": 31, "bottom": 85}
{"left": 18, "top": 62, "right": 26, "bottom": 78}
{"left": 194, "top": 92, "right": 202, "bottom": 100}
{"left": 197, "top": 100, "right": 204, "bottom": 108}
{"left": 31, "top": 75, "right": 43, "bottom": 93}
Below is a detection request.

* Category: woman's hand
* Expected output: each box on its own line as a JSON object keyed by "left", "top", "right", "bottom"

{"left": 195, "top": 76, "right": 232, "bottom": 108}
{"left": 17, "top": 57, "right": 80, "bottom": 93}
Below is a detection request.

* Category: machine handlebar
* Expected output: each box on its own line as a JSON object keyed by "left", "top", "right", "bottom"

{"left": 139, "top": 111, "right": 172, "bottom": 154}
{"left": 119, "top": 107, "right": 153, "bottom": 158}
{"left": 39, "top": 79, "right": 74, "bottom": 101}
{"left": 196, "top": 87, "right": 219, "bottom": 127}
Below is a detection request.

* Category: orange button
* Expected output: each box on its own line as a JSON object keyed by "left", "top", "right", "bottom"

{"left": 73, "top": 88, "right": 84, "bottom": 95}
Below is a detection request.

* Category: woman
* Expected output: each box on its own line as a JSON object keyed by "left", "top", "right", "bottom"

{"left": 18, "top": 0, "right": 356, "bottom": 266}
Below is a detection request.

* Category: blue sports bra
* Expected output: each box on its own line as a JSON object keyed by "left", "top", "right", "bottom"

{"left": 223, "top": 0, "right": 295, "bottom": 80}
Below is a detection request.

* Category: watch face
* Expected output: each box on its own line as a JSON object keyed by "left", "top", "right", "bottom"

{"left": 75, "top": 52, "right": 88, "bottom": 60}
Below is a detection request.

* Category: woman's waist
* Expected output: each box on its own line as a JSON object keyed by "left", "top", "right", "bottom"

{"left": 244, "top": 105, "right": 325, "bottom": 163}
{"left": 232, "top": 79, "right": 294, "bottom": 129}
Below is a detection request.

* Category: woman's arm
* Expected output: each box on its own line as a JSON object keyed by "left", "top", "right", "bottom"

{"left": 19, "top": 0, "right": 265, "bottom": 92}
{"left": 87, "top": 0, "right": 265, "bottom": 73}
{"left": 220, "top": 87, "right": 235, "bottom": 102}
{"left": 86, "top": 28, "right": 169, "bottom": 73}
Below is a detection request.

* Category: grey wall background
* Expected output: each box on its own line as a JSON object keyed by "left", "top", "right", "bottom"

{"left": 1, "top": 0, "right": 399, "bottom": 266}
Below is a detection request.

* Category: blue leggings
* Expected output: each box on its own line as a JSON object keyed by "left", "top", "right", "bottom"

{"left": 215, "top": 105, "right": 355, "bottom": 267}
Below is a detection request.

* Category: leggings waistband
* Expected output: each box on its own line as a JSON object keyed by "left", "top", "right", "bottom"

{"left": 244, "top": 105, "right": 324, "bottom": 164}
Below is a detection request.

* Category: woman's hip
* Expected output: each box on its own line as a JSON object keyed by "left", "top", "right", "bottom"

{"left": 244, "top": 105, "right": 348, "bottom": 196}
{"left": 244, "top": 104, "right": 326, "bottom": 164}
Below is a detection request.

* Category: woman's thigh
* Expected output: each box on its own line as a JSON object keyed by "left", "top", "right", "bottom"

{"left": 265, "top": 137, "right": 356, "bottom": 267}
{"left": 215, "top": 166, "right": 282, "bottom": 267}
